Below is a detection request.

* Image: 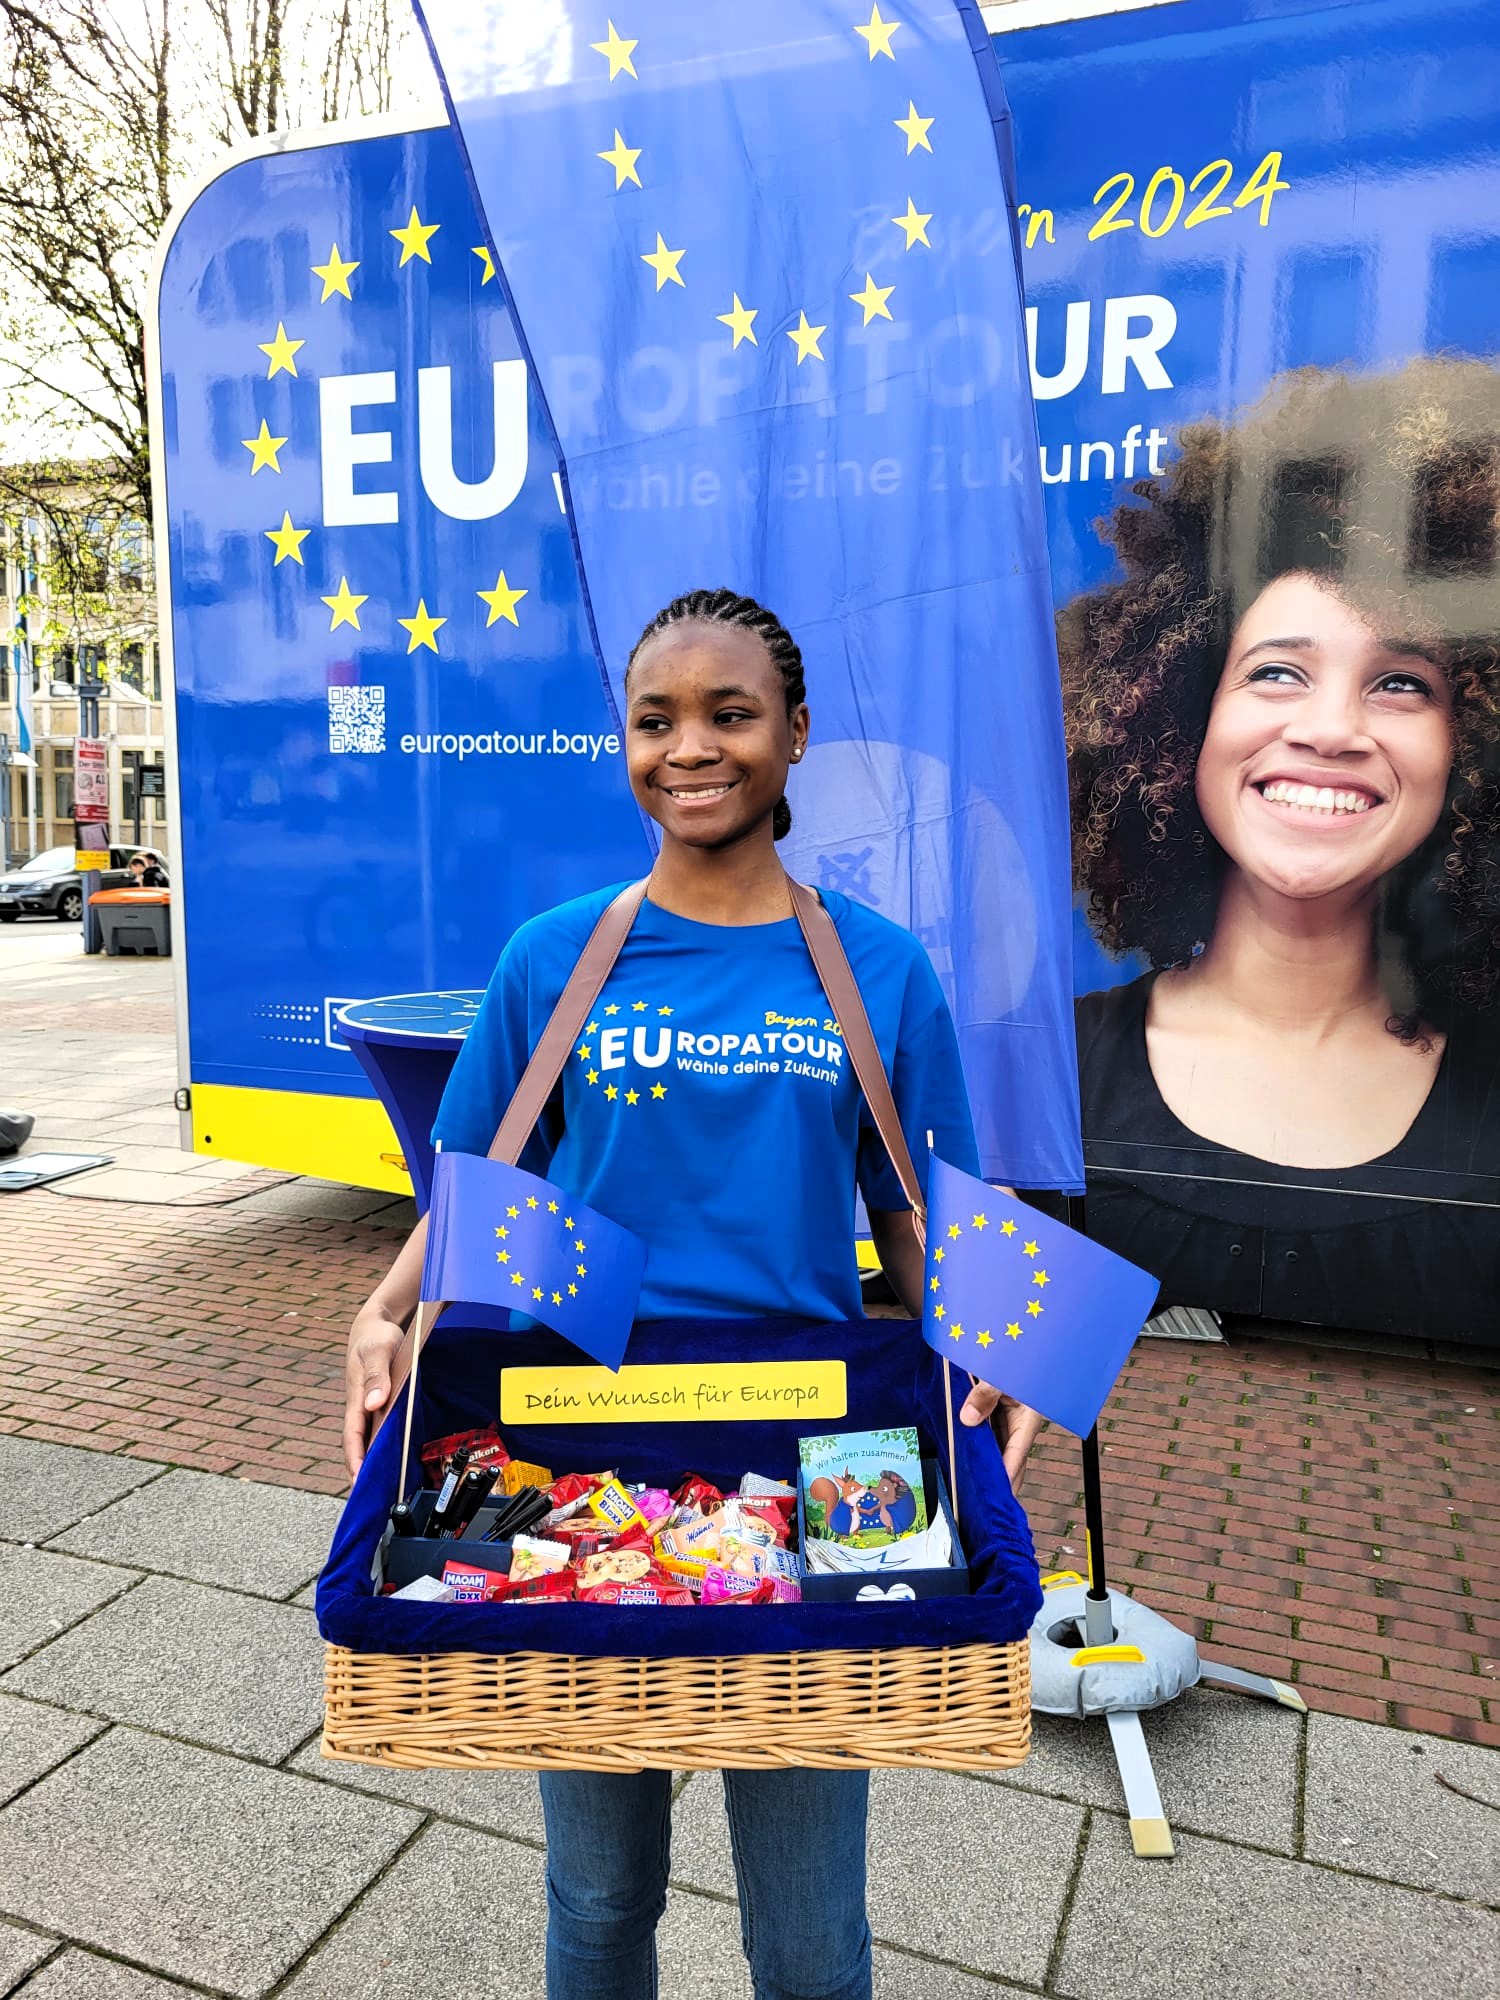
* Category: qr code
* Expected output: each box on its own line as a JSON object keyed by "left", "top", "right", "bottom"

{"left": 328, "top": 684, "right": 386, "bottom": 753}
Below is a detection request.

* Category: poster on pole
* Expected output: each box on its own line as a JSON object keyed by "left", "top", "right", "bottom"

{"left": 1004, "top": 0, "right": 1500, "bottom": 1344}
{"left": 74, "top": 738, "right": 109, "bottom": 824}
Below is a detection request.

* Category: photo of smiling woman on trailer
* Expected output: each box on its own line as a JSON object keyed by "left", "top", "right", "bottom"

{"left": 1062, "top": 359, "right": 1500, "bottom": 1345}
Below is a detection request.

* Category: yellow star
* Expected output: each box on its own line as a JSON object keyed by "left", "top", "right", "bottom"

{"left": 510, "top": 1271, "right": 525, "bottom": 1287}
{"left": 850, "top": 273, "right": 894, "bottom": 326}
{"left": 933, "top": 1246, "right": 945, "bottom": 1263}
{"left": 312, "top": 243, "right": 359, "bottom": 301}
{"left": 1026, "top": 1299, "right": 1044, "bottom": 1317}
{"left": 565, "top": 1217, "right": 575, "bottom": 1229}
{"left": 591, "top": 19, "right": 638, "bottom": 79}
{"left": 258, "top": 322, "right": 304, "bottom": 378}
{"left": 928, "top": 1276, "right": 940, "bottom": 1292}
{"left": 605, "top": 1084, "right": 619, "bottom": 1101}
{"left": 785, "top": 311, "right": 826, "bottom": 364}
{"left": 598, "top": 129, "right": 642, "bottom": 190}
{"left": 976, "top": 1329, "right": 994, "bottom": 1349}
{"left": 507, "top": 1206, "right": 519, "bottom": 1218}
{"left": 576, "top": 1043, "right": 592, "bottom": 1060}
{"left": 604, "top": 1003, "right": 620, "bottom": 1016}
{"left": 855, "top": 4, "right": 901, "bottom": 58}
{"left": 717, "top": 292, "right": 758, "bottom": 348}
{"left": 586, "top": 1069, "right": 600, "bottom": 1085}
{"left": 972, "top": 1213, "right": 989, "bottom": 1232}
{"left": 949, "top": 1322, "right": 965, "bottom": 1341}
{"left": 390, "top": 205, "right": 439, "bottom": 265}
{"left": 947, "top": 1222, "right": 962, "bottom": 1240}
{"left": 472, "top": 244, "right": 496, "bottom": 284}
{"left": 651, "top": 1082, "right": 667, "bottom": 1099}
{"left": 658, "top": 1005, "right": 673, "bottom": 1016}
{"left": 631, "top": 1000, "right": 647, "bottom": 1012}
{"left": 241, "top": 420, "right": 287, "bottom": 475}
{"left": 532, "top": 1286, "right": 544, "bottom": 1301}
{"left": 526, "top": 1196, "right": 539, "bottom": 1209}
{"left": 575, "top": 1238, "right": 586, "bottom": 1252}
{"left": 895, "top": 100, "right": 934, "bottom": 153}
{"left": 497, "top": 1250, "right": 510, "bottom": 1265}
{"left": 585, "top": 1023, "right": 599, "bottom": 1036}
{"left": 494, "top": 1226, "right": 508, "bottom": 1238}
{"left": 576, "top": 1263, "right": 588, "bottom": 1277}
{"left": 547, "top": 1200, "right": 559, "bottom": 1213}
{"left": 1023, "top": 1239, "right": 1040, "bottom": 1258}
{"left": 398, "top": 599, "right": 445, "bottom": 653}
{"left": 641, "top": 233, "right": 686, "bottom": 290}
{"left": 478, "top": 570, "right": 527, "bottom": 627}
{"left": 625, "top": 1088, "right": 640, "bottom": 1105}
{"left": 1033, "top": 1270, "right": 1051, "bottom": 1288}
{"left": 1006, "top": 1321, "right": 1022, "bottom": 1340}
{"left": 1001, "top": 1219, "right": 1017, "bottom": 1236}
{"left": 321, "top": 576, "right": 367, "bottom": 631}
{"left": 933, "top": 1303, "right": 946, "bottom": 1321}
{"left": 892, "top": 198, "right": 932, "bottom": 251}
{"left": 552, "top": 1290, "right": 563, "bottom": 1306}
{"left": 264, "top": 512, "right": 309, "bottom": 566}
{"left": 568, "top": 1283, "right": 578, "bottom": 1297}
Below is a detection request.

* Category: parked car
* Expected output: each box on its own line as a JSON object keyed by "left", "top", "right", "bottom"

{"left": 0, "top": 846, "right": 135, "bottom": 922}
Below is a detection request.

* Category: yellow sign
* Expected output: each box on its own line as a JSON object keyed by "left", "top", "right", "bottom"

{"left": 74, "top": 852, "right": 109, "bottom": 870}
{"left": 501, "top": 1360, "right": 847, "bottom": 1425}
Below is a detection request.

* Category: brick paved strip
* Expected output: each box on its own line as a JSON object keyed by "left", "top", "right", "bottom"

{"left": 2, "top": 1183, "right": 1498, "bottom": 1735}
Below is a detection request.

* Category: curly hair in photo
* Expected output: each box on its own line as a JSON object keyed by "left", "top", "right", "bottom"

{"left": 1060, "top": 358, "right": 1500, "bottom": 1039}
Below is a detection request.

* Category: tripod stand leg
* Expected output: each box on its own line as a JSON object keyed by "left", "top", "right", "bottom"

{"left": 1104, "top": 1709, "right": 1175, "bottom": 1858}
{"left": 1199, "top": 1658, "right": 1307, "bottom": 1711}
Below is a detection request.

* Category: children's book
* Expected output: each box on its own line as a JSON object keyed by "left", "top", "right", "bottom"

{"left": 798, "top": 1427, "right": 928, "bottom": 1548}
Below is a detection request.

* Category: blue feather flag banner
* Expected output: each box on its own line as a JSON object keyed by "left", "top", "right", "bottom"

{"left": 922, "top": 1155, "right": 1159, "bottom": 1437}
{"left": 421, "top": 1151, "right": 646, "bottom": 1369}
{"left": 414, "top": 0, "right": 1083, "bottom": 1193}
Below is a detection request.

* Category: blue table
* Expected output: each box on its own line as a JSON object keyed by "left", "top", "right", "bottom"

{"left": 337, "top": 992, "right": 482, "bottom": 1213}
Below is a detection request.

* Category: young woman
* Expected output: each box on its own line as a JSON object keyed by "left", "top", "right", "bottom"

{"left": 1063, "top": 359, "right": 1500, "bottom": 1341}
{"left": 343, "top": 586, "right": 1040, "bottom": 2000}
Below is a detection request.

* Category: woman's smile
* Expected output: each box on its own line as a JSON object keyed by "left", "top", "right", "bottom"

{"left": 1196, "top": 574, "right": 1453, "bottom": 904}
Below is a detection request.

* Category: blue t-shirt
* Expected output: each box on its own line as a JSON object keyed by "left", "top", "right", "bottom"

{"left": 431, "top": 884, "right": 980, "bottom": 1322}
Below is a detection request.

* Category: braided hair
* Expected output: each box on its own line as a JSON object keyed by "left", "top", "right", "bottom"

{"left": 626, "top": 587, "right": 807, "bottom": 839}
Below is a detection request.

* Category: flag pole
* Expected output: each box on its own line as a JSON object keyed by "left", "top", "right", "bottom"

{"left": 396, "top": 1297, "right": 437, "bottom": 1506}
{"left": 1066, "top": 1193, "right": 1115, "bottom": 1646}
{"left": 926, "top": 1129, "right": 960, "bottom": 1531}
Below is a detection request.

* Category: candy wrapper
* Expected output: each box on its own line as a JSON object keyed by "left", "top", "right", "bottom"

{"left": 672, "top": 1474, "right": 724, "bottom": 1516}
{"left": 635, "top": 1487, "right": 674, "bottom": 1530}
{"left": 421, "top": 1426, "right": 510, "bottom": 1487}
{"left": 580, "top": 1579, "right": 695, "bottom": 1606}
{"left": 550, "top": 1471, "right": 609, "bottom": 1507}
{"left": 508, "top": 1535, "right": 571, "bottom": 1581}
{"left": 440, "top": 1559, "right": 507, "bottom": 1604}
{"left": 496, "top": 1569, "right": 576, "bottom": 1603}
{"left": 702, "top": 1568, "right": 776, "bottom": 1606}
{"left": 577, "top": 1547, "right": 658, "bottom": 1590}
{"left": 740, "top": 1472, "right": 796, "bottom": 1500}
{"left": 588, "top": 1477, "right": 649, "bottom": 1534}
{"left": 501, "top": 1459, "right": 555, "bottom": 1495}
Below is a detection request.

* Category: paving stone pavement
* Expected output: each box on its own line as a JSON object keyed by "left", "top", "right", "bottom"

{"left": 0, "top": 1438, "right": 1495, "bottom": 2000}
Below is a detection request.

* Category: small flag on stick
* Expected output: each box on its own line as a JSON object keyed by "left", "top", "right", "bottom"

{"left": 921, "top": 1156, "right": 1159, "bottom": 1437}
{"left": 421, "top": 1151, "right": 645, "bottom": 1370}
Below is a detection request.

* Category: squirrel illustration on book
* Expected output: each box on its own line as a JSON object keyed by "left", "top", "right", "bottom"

{"left": 808, "top": 1471, "right": 867, "bottom": 1538}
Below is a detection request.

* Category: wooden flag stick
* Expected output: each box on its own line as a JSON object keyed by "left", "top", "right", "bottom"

{"left": 396, "top": 1296, "right": 441, "bottom": 1507}
{"left": 925, "top": 1127, "right": 961, "bottom": 1530}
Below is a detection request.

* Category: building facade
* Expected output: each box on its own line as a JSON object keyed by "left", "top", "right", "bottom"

{"left": 0, "top": 479, "right": 168, "bottom": 871}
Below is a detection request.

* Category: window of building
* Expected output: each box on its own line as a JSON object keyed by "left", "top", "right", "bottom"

{"left": 150, "top": 643, "right": 162, "bottom": 701}
{"left": 79, "top": 643, "right": 104, "bottom": 684}
{"left": 118, "top": 518, "right": 148, "bottom": 590}
{"left": 120, "top": 641, "right": 144, "bottom": 691}
{"left": 51, "top": 645, "right": 76, "bottom": 687}
{"left": 53, "top": 749, "right": 73, "bottom": 820}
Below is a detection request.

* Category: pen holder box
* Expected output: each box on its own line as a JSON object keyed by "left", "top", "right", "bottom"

{"left": 378, "top": 1491, "right": 516, "bottom": 1593}
{"left": 796, "top": 1458, "right": 969, "bottom": 1603}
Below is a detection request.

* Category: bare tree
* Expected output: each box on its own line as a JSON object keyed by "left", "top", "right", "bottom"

{"left": 0, "top": 0, "right": 434, "bottom": 536}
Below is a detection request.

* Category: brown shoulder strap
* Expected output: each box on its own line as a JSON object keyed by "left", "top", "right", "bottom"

{"left": 488, "top": 879, "right": 648, "bottom": 1163}
{"left": 788, "top": 878, "right": 926, "bottom": 1222}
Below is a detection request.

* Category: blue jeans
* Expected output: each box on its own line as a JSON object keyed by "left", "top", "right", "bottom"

{"left": 539, "top": 1768, "right": 872, "bottom": 2000}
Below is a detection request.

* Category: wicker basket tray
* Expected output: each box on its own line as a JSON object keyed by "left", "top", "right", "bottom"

{"left": 322, "top": 1637, "right": 1032, "bottom": 1772}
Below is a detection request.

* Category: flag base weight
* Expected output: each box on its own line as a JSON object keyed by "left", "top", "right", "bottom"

{"left": 1029, "top": 1425, "right": 1306, "bottom": 1858}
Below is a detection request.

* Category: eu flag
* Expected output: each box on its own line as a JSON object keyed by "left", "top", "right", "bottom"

{"left": 422, "top": 1151, "right": 646, "bottom": 1369}
{"left": 922, "top": 1155, "right": 1158, "bottom": 1437}
{"left": 414, "top": 0, "right": 1082, "bottom": 1194}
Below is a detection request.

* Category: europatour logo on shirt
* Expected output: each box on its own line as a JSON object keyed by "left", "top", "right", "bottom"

{"left": 573, "top": 995, "right": 846, "bottom": 1105}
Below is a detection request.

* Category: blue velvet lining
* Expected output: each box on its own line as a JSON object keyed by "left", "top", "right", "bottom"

{"left": 317, "top": 1315, "right": 1043, "bottom": 1659}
